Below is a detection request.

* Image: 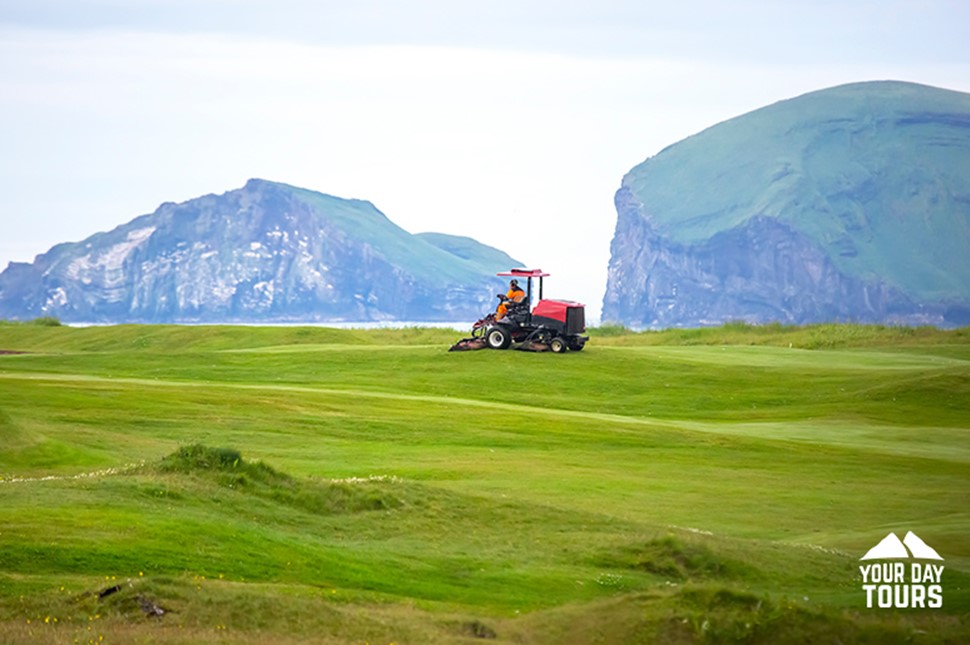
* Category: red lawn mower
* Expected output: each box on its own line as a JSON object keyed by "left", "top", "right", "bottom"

{"left": 449, "top": 269, "right": 588, "bottom": 353}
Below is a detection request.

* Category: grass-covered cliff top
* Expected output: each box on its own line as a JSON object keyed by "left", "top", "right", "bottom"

{"left": 623, "top": 81, "right": 970, "bottom": 301}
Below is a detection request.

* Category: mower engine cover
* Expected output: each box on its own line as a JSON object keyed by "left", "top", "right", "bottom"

{"left": 531, "top": 299, "right": 586, "bottom": 335}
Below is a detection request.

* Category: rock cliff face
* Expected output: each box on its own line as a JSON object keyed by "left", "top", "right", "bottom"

{"left": 603, "top": 81, "right": 970, "bottom": 328}
{"left": 0, "top": 179, "right": 520, "bottom": 323}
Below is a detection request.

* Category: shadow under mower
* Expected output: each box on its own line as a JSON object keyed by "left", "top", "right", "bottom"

{"left": 450, "top": 269, "right": 588, "bottom": 353}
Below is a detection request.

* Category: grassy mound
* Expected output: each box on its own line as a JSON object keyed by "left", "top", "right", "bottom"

{"left": 596, "top": 534, "right": 755, "bottom": 581}
{"left": 157, "top": 444, "right": 405, "bottom": 515}
{"left": 512, "top": 582, "right": 964, "bottom": 645}
{"left": 158, "top": 444, "right": 252, "bottom": 473}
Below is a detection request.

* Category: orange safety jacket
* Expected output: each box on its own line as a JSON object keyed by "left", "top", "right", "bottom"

{"left": 496, "top": 286, "right": 526, "bottom": 319}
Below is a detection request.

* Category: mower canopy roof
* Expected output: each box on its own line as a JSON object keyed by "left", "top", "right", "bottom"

{"left": 497, "top": 268, "right": 550, "bottom": 278}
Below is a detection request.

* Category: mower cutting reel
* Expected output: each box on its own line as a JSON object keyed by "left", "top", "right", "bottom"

{"left": 448, "top": 336, "right": 487, "bottom": 352}
{"left": 449, "top": 268, "right": 588, "bottom": 353}
{"left": 448, "top": 313, "right": 493, "bottom": 352}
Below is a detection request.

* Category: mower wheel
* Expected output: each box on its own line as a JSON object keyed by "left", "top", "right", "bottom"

{"left": 485, "top": 327, "right": 512, "bottom": 350}
{"left": 550, "top": 337, "right": 568, "bottom": 353}
{"left": 568, "top": 339, "right": 586, "bottom": 351}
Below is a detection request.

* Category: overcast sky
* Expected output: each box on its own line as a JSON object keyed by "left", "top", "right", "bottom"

{"left": 2, "top": 1, "right": 969, "bottom": 320}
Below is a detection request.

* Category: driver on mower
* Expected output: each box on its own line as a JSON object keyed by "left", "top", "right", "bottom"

{"left": 448, "top": 268, "right": 587, "bottom": 353}
{"left": 495, "top": 279, "right": 526, "bottom": 321}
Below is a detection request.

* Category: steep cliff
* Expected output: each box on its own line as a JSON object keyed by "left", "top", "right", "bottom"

{"left": 603, "top": 81, "right": 970, "bottom": 328}
{"left": 0, "top": 179, "right": 520, "bottom": 323}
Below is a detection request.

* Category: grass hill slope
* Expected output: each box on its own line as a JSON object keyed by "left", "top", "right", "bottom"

{"left": 0, "top": 323, "right": 968, "bottom": 643}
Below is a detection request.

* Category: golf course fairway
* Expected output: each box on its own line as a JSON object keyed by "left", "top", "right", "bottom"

{"left": 1, "top": 322, "right": 967, "bottom": 643}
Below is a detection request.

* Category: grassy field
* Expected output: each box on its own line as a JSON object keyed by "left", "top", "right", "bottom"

{"left": 0, "top": 321, "right": 968, "bottom": 643}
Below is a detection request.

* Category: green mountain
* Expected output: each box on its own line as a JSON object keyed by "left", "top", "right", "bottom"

{"left": 415, "top": 232, "right": 522, "bottom": 277}
{"left": 604, "top": 81, "right": 970, "bottom": 328}
{"left": 0, "top": 179, "right": 521, "bottom": 323}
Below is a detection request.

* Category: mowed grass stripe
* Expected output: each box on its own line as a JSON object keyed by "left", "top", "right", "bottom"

{"left": 2, "top": 371, "right": 967, "bottom": 557}
{"left": 599, "top": 344, "right": 970, "bottom": 369}
{"left": 2, "top": 370, "right": 966, "bottom": 464}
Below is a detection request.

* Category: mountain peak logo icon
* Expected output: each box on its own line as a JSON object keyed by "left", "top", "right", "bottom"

{"left": 858, "top": 531, "right": 945, "bottom": 608}
{"left": 860, "top": 531, "right": 944, "bottom": 561}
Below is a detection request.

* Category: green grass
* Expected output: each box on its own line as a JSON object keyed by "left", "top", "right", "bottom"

{"left": 0, "top": 323, "right": 968, "bottom": 643}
